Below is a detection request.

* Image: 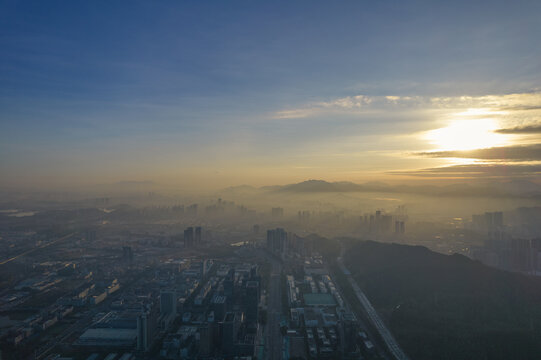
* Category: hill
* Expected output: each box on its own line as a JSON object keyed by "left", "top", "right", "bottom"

{"left": 259, "top": 179, "right": 541, "bottom": 199}
{"left": 344, "top": 241, "right": 541, "bottom": 360}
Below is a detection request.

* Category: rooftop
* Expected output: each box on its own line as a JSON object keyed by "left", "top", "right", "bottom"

{"left": 303, "top": 293, "right": 336, "bottom": 306}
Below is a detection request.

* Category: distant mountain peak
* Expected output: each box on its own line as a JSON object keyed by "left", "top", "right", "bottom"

{"left": 276, "top": 179, "right": 362, "bottom": 192}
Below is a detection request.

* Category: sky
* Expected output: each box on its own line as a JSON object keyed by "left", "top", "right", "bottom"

{"left": 1, "top": 0, "right": 541, "bottom": 190}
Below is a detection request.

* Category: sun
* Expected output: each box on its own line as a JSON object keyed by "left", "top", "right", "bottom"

{"left": 425, "top": 118, "right": 508, "bottom": 151}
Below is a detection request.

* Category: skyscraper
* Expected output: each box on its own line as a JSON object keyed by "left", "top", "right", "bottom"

{"left": 184, "top": 227, "right": 194, "bottom": 248}
{"left": 195, "top": 226, "right": 202, "bottom": 244}
{"left": 245, "top": 281, "right": 259, "bottom": 325}
{"left": 198, "top": 323, "right": 213, "bottom": 357}
{"left": 221, "top": 312, "right": 241, "bottom": 356}
{"left": 267, "top": 228, "right": 287, "bottom": 255}
{"left": 137, "top": 308, "right": 157, "bottom": 352}
{"left": 160, "top": 290, "right": 177, "bottom": 317}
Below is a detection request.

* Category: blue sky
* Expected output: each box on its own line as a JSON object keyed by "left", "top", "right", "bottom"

{"left": 1, "top": 1, "right": 541, "bottom": 189}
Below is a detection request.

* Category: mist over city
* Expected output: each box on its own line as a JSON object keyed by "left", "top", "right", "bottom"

{"left": 1, "top": 1, "right": 541, "bottom": 360}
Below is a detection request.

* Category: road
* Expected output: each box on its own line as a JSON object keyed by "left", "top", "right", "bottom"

{"left": 337, "top": 245, "right": 410, "bottom": 360}
{"left": 0, "top": 232, "right": 76, "bottom": 265}
{"left": 266, "top": 256, "right": 283, "bottom": 360}
{"left": 328, "top": 266, "right": 389, "bottom": 360}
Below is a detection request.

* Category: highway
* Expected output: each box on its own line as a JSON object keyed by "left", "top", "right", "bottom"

{"left": 0, "top": 232, "right": 76, "bottom": 265}
{"left": 337, "top": 245, "right": 410, "bottom": 360}
{"left": 328, "top": 266, "right": 389, "bottom": 360}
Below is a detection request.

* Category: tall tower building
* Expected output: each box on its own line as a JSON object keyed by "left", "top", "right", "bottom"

{"left": 160, "top": 290, "right": 177, "bottom": 317}
{"left": 195, "top": 226, "right": 202, "bottom": 244}
{"left": 184, "top": 227, "right": 194, "bottom": 248}
{"left": 245, "top": 281, "right": 259, "bottom": 325}
{"left": 221, "top": 312, "right": 240, "bottom": 356}
{"left": 198, "top": 323, "right": 213, "bottom": 357}
{"left": 137, "top": 308, "right": 157, "bottom": 352}
{"left": 266, "top": 228, "right": 288, "bottom": 255}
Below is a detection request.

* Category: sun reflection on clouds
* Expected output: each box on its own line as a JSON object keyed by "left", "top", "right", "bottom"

{"left": 454, "top": 108, "right": 507, "bottom": 117}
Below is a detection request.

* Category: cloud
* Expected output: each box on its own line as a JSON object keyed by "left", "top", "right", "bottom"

{"left": 495, "top": 125, "right": 541, "bottom": 134}
{"left": 318, "top": 95, "right": 373, "bottom": 109}
{"left": 273, "top": 108, "right": 317, "bottom": 119}
{"left": 272, "top": 92, "right": 541, "bottom": 119}
{"left": 498, "top": 106, "right": 541, "bottom": 111}
{"left": 427, "top": 93, "right": 541, "bottom": 109}
{"left": 416, "top": 144, "right": 541, "bottom": 161}
{"left": 272, "top": 95, "right": 374, "bottom": 119}
{"left": 390, "top": 163, "right": 541, "bottom": 178}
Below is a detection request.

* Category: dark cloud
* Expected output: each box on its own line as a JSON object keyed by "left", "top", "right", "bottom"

{"left": 495, "top": 125, "right": 541, "bottom": 134}
{"left": 391, "top": 163, "right": 541, "bottom": 178}
{"left": 498, "top": 106, "right": 541, "bottom": 112}
{"left": 416, "top": 144, "right": 541, "bottom": 161}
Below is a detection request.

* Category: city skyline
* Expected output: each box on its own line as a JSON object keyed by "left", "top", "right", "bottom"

{"left": 2, "top": 3, "right": 541, "bottom": 359}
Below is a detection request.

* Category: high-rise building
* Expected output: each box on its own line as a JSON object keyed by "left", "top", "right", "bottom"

{"left": 223, "top": 268, "right": 235, "bottom": 307}
{"left": 298, "top": 210, "right": 310, "bottom": 223}
{"left": 221, "top": 312, "right": 241, "bottom": 356}
{"left": 160, "top": 290, "right": 177, "bottom": 317}
{"left": 198, "top": 323, "right": 213, "bottom": 357}
{"left": 184, "top": 227, "right": 194, "bottom": 248}
{"left": 211, "top": 295, "right": 227, "bottom": 321}
{"left": 250, "top": 264, "right": 258, "bottom": 279}
{"left": 195, "top": 226, "right": 202, "bottom": 244}
{"left": 472, "top": 214, "right": 486, "bottom": 230}
{"left": 485, "top": 211, "right": 504, "bottom": 239}
{"left": 267, "top": 228, "right": 287, "bottom": 255}
{"left": 245, "top": 281, "right": 259, "bottom": 325}
{"left": 395, "top": 221, "right": 405, "bottom": 234}
{"left": 137, "top": 308, "right": 157, "bottom": 352}
{"left": 485, "top": 211, "right": 504, "bottom": 230}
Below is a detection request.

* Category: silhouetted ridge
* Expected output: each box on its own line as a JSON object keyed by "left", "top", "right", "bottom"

{"left": 277, "top": 180, "right": 365, "bottom": 192}
{"left": 262, "top": 179, "right": 541, "bottom": 199}
{"left": 344, "top": 240, "right": 541, "bottom": 360}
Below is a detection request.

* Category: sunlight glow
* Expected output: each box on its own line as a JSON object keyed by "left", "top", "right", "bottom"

{"left": 454, "top": 108, "right": 507, "bottom": 117}
{"left": 425, "top": 118, "right": 509, "bottom": 151}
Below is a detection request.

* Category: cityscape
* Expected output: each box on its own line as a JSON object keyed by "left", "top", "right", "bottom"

{"left": 1, "top": 188, "right": 540, "bottom": 359}
{"left": 2, "top": 1, "right": 541, "bottom": 359}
